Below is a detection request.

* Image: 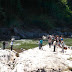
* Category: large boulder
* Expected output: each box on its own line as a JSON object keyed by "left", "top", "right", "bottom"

{"left": 0, "top": 49, "right": 17, "bottom": 72}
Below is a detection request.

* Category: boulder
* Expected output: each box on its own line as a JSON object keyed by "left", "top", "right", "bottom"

{"left": 0, "top": 49, "right": 17, "bottom": 72}
{"left": 68, "top": 63, "right": 72, "bottom": 71}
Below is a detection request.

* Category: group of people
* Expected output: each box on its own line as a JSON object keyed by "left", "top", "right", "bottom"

{"left": 39, "top": 35, "right": 65, "bottom": 53}
{"left": 2, "top": 38, "right": 14, "bottom": 51}
{"left": 2, "top": 35, "right": 65, "bottom": 52}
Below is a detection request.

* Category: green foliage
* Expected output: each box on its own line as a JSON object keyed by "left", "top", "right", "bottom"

{"left": 64, "top": 38, "right": 72, "bottom": 46}
{"left": 0, "top": 39, "right": 48, "bottom": 52}
{"left": 0, "top": 0, "right": 72, "bottom": 30}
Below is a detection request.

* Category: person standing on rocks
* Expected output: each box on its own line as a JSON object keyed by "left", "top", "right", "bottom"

{"left": 10, "top": 40, "right": 13, "bottom": 51}
{"left": 60, "top": 35, "right": 64, "bottom": 43}
{"left": 56, "top": 35, "right": 59, "bottom": 45}
{"left": 61, "top": 41, "right": 64, "bottom": 53}
{"left": 53, "top": 39, "right": 56, "bottom": 52}
{"left": 48, "top": 37, "right": 52, "bottom": 48}
{"left": 3, "top": 41, "right": 5, "bottom": 50}
{"left": 39, "top": 38, "right": 43, "bottom": 49}
{"left": 52, "top": 35, "right": 55, "bottom": 45}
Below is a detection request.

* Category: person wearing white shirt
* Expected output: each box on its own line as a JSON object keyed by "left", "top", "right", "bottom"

{"left": 53, "top": 39, "right": 56, "bottom": 52}
{"left": 10, "top": 41, "right": 13, "bottom": 51}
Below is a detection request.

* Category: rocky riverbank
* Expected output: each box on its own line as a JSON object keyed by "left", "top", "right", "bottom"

{"left": 0, "top": 27, "right": 72, "bottom": 40}
{"left": 0, "top": 45, "right": 72, "bottom": 72}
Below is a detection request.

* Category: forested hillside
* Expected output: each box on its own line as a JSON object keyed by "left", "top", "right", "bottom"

{"left": 0, "top": 0, "right": 72, "bottom": 31}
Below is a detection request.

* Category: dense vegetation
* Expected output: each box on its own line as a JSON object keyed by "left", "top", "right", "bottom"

{"left": 0, "top": 0, "right": 72, "bottom": 31}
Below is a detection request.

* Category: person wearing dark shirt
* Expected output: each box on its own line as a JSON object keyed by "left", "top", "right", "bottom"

{"left": 3, "top": 41, "right": 5, "bottom": 50}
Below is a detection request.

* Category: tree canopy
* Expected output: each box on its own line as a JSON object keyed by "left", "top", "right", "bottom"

{"left": 0, "top": 0, "right": 72, "bottom": 30}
